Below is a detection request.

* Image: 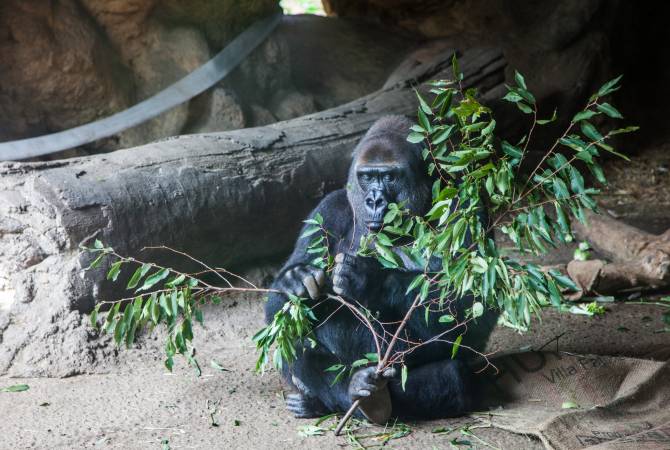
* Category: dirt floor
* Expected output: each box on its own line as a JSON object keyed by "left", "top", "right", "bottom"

{"left": 1, "top": 142, "right": 669, "bottom": 450}
{"left": 0, "top": 293, "right": 668, "bottom": 450}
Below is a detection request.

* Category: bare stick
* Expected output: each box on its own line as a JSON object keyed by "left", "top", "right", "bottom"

{"left": 334, "top": 293, "right": 422, "bottom": 435}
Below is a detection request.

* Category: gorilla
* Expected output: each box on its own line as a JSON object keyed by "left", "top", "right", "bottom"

{"left": 265, "top": 115, "right": 498, "bottom": 423}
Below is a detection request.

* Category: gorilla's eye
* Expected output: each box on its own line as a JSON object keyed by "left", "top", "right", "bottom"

{"left": 360, "top": 173, "right": 371, "bottom": 182}
{"left": 383, "top": 173, "right": 395, "bottom": 183}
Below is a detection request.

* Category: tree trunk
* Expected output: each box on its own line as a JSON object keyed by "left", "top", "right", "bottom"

{"left": 0, "top": 46, "right": 508, "bottom": 376}
{"left": 566, "top": 211, "right": 670, "bottom": 296}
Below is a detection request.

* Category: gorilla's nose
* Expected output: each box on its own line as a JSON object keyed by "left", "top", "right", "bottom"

{"left": 365, "top": 190, "right": 388, "bottom": 216}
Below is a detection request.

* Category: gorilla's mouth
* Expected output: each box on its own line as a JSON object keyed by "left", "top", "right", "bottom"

{"left": 366, "top": 220, "right": 383, "bottom": 232}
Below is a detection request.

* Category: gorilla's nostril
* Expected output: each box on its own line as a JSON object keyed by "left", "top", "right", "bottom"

{"left": 366, "top": 198, "right": 374, "bottom": 208}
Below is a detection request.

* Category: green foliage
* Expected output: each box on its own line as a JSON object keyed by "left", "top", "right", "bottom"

{"left": 1, "top": 384, "right": 29, "bottom": 393}
{"left": 573, "top": 241, "right": 592, "bottom": 261}
{"left": 85, "top": 242, "right": 206, "bottom": 372}
{"left": 85, "top": 60, "right": 636, "bottom": 391}
{"left": 365, "top": 58, "right": 634, "bottom": 333}
{"left": 302, "top": 213, "right": 334, "bottom": 270}
{"left": 253, "top": 293, "right": 316, "bottom": 372}
{"left": 280, "top": 0, "right": 324, "bottom": 15}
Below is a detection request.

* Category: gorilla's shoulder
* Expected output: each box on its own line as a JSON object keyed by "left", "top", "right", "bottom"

{"left": 311, "top": 189, "right": 352, "bottom": 234}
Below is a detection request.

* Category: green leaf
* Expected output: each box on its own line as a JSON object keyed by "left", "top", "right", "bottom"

{"left": 418, "top": 106, "right": 431, "bottom": 132}
{"left": 166, "top": 274, "right": 186, "bottom": 288}
{"left": 553, "top": 178, "right": 570, "bottom": 199}
{"left": 562, "top": 401, "right": 579, "bottom": 409}
{"left": 106, "top": 261, "right": 123, "bottom": 282}
{"left": 375, "top": 243, "right": 400, "bottom": 268}
{"left": 439, "top": 314, "right": 455, "bottom": 323}
{"left": 514, "top": 71, "right": 527, "bottom": 90}
{"left": 547, "top": 279, "right": 562, "bottom": 307}
{"left": 451, "top": 53, "right": 461, "bottom": 81}
{"left": 127, "top": 263, "right": 151, "bottom": 289}
{"left": 580, "top": 122, "right": 603, "bottom": 142}
{"left": 537, "top": 108, "right": 557, "bottom": 125}
{"left": 113, "top": 315, "right": 126, "bottom": 345}
{"left": 516, "top": 102, "right": 533, "bottom": 114}
{"left": 596, "top": 103, "right": 623, "bottom": 119}
{"left": 351, "top": 358, "right": 369, "bottom": 368}
{"left": 472, "top": 302, "right": 484, "bottom": 319}
{"left": 407, "top": 132, "right": 425, "bottom": 144}
{"left": 401, "top": 365, "right": 408, "bottom": 391}
{"left": 501, "top": 141, "right": 523, "bottom": 159}
{"left": 406, "top": 274, "right": 425, "bottom": 295}
{"left": 1, "top": 384, "right": 29, "bottom": 393}
{"left": 365, "top": 353, "right": 379, "bottom": 363}
{"left": 90, "top": 304, "right": 100, "bottom": 329}
{"left": 88, "top": 253, "right": 105, "bottom": 270}
{"left": 325, "top": 364, "right": 344, "bottom": 372}
{"left": 416, "top": 90, "right": 433, "bottom": 116}
{"left": 432, "top": 125, "right": 455, "bottom": 145}
{"left": 608, "top": 126, "right": 639, "bottom": 136}
{"left": 596, "top": 75, "right": 622, "bottom": 97}
{"left": 94, "top": 239, "right": 104, "bottom": 249}
{"left": 300, "top": 226, "right": 320, "bottom": 239}
{"left": 502, "top": 90, "right": 524, "bottom": 103}
{"left": 138, "top": 268, "right": 170, "bottom": 291}
{"left": 572, "top": 110, "right": 598, "bottom": 122}
{"left": 451, "top": 335, "right": 463, "bottom": 359}
{"left": 210, "top": 360, "right": 230, "bottom": 372}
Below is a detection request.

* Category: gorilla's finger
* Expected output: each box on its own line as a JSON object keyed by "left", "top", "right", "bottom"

{"left": 286, "top": 269, "right": 307, "bottom": 297}
{"left": 356, "top": 389, "right": 371, "bottom": 398}
{"left": 332, "top": 274, "right": 349, "bottom": 296}
{"left": 335, "top": 253, "right": 357, "bottom": 267}
{"left": 381, "top": 367, "right": 397, "bottom": 379}
{"left": 302, "top": 274, "right": 319, "bottom": 300}
{"left": 312, "top": 268, "right": 326, "bottom": 288}
{"left": 360, "top": 366, "right": 378, "bottom": 379}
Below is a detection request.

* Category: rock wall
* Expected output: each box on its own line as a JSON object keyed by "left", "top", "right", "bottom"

{"left": 0, "top": 0, "right": 277, "bottom": 157}
{"left": 0, "top": 2, "right": 417, "bottom": 158}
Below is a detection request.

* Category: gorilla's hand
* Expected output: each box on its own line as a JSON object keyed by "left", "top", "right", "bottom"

{"left": 348, "top": 366, "right": 396, "bottom": 424}
{"left": 332, "top": 253, "right": 381, "bottom": 300}
{"left": 275, "top": 265, "right": 326, "bottom": 300}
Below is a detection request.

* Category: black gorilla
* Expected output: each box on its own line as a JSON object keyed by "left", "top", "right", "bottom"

{"left": 265, "top": 115, "right": 498, "bottom": 423}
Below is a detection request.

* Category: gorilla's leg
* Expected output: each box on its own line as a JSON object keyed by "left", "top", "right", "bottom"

{"left": 285, "top": 375, "right": 329, "bottom": 419}
{"left": 387, "top": 359, "right": 476, "bottom": 419}
{"left": 283, "top": 345, "right": 352, "bottom": 417}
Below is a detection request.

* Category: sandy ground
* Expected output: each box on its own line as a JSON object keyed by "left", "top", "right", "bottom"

{"left": 0, "top": 293, "right": 668, "bottom": 450}
{"left": 1, "top": 142, "right": 669, "bottom": 450}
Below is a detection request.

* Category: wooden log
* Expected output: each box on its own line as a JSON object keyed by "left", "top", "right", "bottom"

{"left": 0, "top": 47, "right": 508, "bottom": 376}
{"left": 566, "top": 211, "right": 670, "bottom": 296}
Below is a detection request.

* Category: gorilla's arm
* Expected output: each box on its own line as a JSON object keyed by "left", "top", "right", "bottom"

{"left": 265, "top": 189, "right": 352, "bottom": 322}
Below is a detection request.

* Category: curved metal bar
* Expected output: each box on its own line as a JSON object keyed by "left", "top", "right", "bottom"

{"left": 0, "top": 12, "right": 283, "bottom": 161}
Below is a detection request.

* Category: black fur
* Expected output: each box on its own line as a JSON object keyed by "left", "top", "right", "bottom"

{"left": 265, "top": 115, "right": 498, "bottom": 421}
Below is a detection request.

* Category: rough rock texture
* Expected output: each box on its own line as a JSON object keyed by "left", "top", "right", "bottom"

{"left": 0, "top": 0, "right": 277, "bottom": 155}
{"left": 323, "top": 0, "right": 670, "bottom": 149}
{"left": 0, "top": 0, "right": 132, "bottom": 141}
{"left": 156, "top": 0, "right": 279, "bottom": 47}
{"left": 0, "top": 8, "right": 417, "bottom": 156}
{"left": 220, "top": 15, "right": 417, "bottom": 128}
{"left": 0, "top": 47, "right": 509, "bottom": 377}
{"left": 187, "top": 88, "right": 247, "bottom": 133}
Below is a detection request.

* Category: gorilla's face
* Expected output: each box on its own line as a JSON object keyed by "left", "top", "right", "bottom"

{"left": 347, "top": 128, "right": 431, "bottom": 234}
